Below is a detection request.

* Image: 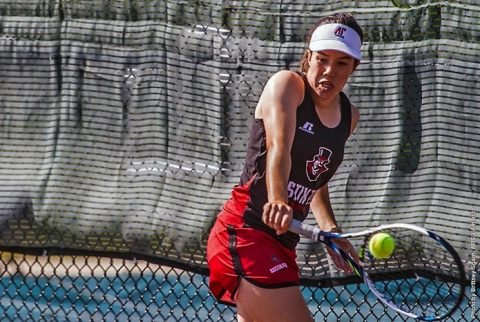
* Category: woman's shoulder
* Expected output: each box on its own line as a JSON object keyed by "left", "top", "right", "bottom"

{"left": 263, "top": 70, "right": 305, "bottom": 101}
{"left": 255, "top": 70, "right": 305, "bottom": 118}
{"left": 269, "top": 70, "right": 305, "bottom": 85}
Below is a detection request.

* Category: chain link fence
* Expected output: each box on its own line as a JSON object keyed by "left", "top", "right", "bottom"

{"left": 1, "top": 252, "right": 477, "bottom": 321}
{"left": 1, "top": 0, "right": 479, "bottom": 321}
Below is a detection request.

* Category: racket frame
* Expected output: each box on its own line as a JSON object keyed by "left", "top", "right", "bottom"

{"left": 289, "top": 219, "right": 466, "bottom": 321}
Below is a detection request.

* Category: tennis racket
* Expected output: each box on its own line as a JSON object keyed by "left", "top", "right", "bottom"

{"left": 289, "top": 219, "right": 466, "bottom": 321}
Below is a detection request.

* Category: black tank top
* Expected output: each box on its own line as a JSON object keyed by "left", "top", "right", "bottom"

{"left": 228, "top": 75, "right": 352, "bottom": 249}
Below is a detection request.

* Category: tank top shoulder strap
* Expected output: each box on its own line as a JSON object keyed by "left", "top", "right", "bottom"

{"left": 339, "top": 91, "right": 352, "bottom": 140}
{"left": 294, "top": 71, "right": 313, "bottom": 109}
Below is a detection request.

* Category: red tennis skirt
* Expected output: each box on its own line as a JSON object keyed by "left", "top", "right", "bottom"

{"left": 206, "top": 209, "right": 299, "bottom": 306}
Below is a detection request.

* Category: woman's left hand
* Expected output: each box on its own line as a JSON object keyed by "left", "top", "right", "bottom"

{"left": 327, "top": 238, "right": 359, "bottom": 273}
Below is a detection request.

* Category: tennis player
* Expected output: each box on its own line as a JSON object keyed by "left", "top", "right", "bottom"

{"left": 207, "top": 13, "right": 363, "bottom": 322}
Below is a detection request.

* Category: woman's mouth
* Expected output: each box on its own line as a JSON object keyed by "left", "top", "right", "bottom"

{"left": 318, "top": 80, "right": 334, "bottom": 91}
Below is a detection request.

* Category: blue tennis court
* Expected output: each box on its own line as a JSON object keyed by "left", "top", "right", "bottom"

{"left": 1, "top": 269, "right": 475, "bottom": 321}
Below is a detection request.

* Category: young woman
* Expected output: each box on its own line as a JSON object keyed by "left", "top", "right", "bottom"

{"left": 207, "top": 13, "right": 363, "bottom": 322}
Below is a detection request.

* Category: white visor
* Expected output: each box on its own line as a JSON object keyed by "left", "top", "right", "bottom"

{"left": 309, "top": 23, "right": 362, "bottom": 60}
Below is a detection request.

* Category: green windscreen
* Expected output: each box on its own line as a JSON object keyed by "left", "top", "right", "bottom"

{"left": 0, "top": 1, "right": 478, "bottom": 321}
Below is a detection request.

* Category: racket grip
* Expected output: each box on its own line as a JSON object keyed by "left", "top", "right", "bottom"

{"left": 289, "top": 219, "right": 321, "bottom": 241}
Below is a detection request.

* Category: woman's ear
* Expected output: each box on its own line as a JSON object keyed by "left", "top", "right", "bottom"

{"left": 306, "top": 50, "right": 312, "bottom": 62}
{"left": 352, "top": 59, "right": 360, "bottom": 73}
{"left": 303, "top": 50, "right": 312, "bottom": 71}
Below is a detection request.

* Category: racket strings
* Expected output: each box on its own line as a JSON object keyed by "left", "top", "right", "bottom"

{"left": 359, "top": 228, "right": 464, "bottom": 319}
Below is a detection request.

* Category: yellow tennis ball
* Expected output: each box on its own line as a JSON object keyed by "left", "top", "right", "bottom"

{"left": 368, "top": 233, "right": 396, "bottom": 259}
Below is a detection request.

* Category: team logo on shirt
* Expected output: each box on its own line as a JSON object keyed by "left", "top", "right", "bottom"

{"left": 306, "top": 147, "right": 332, "bottom": 182}
{"left": 269, "top": 254, "right": 288, "bottom": 274}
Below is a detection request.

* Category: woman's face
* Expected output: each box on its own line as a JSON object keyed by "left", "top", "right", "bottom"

{"left": 305, "top": 50, "right": 358, "bottom": 100}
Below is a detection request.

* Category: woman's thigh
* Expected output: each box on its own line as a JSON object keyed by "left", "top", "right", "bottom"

{"left": 236, "top": 278, "right": 313, "bottom": 322}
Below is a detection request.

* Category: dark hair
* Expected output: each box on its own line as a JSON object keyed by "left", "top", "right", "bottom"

{"left": 298, "top": 13, "right": 363, "bottom": 73}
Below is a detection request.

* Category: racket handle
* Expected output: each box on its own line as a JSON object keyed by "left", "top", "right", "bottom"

{"left": 289, "top": 219, "right": 321, "bottom": 241}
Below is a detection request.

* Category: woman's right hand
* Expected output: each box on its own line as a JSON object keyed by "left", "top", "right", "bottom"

{"left": 262, "top": 201, "right": 293, "bottom": 235}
